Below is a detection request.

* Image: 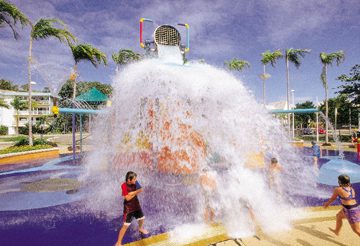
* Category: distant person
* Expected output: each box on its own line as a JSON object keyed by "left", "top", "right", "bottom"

{"left": 200, "top": 168, "right": 218, "bottom": 223}
{"left": 268, "top": 157, "right": 282, "bottom": 195}
{"left": 323, "top": 174, "right": 360, "bottom": 237}
{"left": 115, "top": 171, "right": 149, "bottom": 246}
{"left": 311, "top": 141, "right": 321, "bottom": 170}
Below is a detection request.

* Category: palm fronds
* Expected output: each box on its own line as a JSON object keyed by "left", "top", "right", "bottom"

{"left": 112, "top": 49, "right": 141, "bottom": 65}
{"left": 225, "top": 58, "right": 250, "bottom": 72}
{"left": 71, "top": 43, "right": 107, "bottom": 67}
{"left": 286, "top": 48, "right": 311, "bottom": 68}
{"left": 31, "top": 18, "right": 76, "bottom": 46}
{"left": 261, "top": 49, "right": 283, "bottom": 67}
{"left": 320, "top": 51, "right": 345, "bottom": 66}
{"left": 0, "top": 0, "right": 30, "bottom": 39}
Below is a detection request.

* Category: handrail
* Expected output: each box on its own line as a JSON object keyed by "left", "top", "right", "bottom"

{"left": 140, "top": 18, "right": 153, "bottom": 48}
{"left": 178, "top": 23, "right": 190, "bottom": 52}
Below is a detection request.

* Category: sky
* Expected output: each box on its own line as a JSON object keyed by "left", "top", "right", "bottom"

{"left": 0, "top": 0, "right": 359, "bottom": 105}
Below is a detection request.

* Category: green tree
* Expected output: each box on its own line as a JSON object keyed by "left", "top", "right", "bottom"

{"left": 20, "top": 83, "right": 28, "bottom": 91}
{"left": 225, "top": 58, "right": 250, "bottom": 72}
{"left": 320, "top": 51, "right": 345, "bottom": 144}
{"left": 28, "top": 18, "right": 76, "bottom": 145}
{"left": 0, "top": 98, "right": 9, "bottom": 108}
{"left": 10, "top": 96, "right": 26, "bottom": 134}
{"left": 0, "top": 79, "right": 18, "bottom": 90}
{"left": 294, "top": 101, "right": 316, "bottom": 128}
{"left": 58, "top": 80, "right": 112, "bottom": 101}
{"left": 112, "top": 49, "right": 141, "bottom": 70}
{"left": 70, "top": 43, "right": 107, "bottom": 99}
{"left": 337, "top": 64, "right": 360, "bottom": 105}
{"left": 0, "top": 0, "right": 30, "bottom": 39}
{"left": 260, "top": 50, "right": 283, "bottom": 105}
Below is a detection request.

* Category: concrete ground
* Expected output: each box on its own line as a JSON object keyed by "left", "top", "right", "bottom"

{"left": 125, "top": 206, "right": 359, "bottom": 246}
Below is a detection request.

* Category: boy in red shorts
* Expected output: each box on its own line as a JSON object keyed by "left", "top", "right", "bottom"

{"left": 115, "top": 171, "right": 149, "bottom": 246}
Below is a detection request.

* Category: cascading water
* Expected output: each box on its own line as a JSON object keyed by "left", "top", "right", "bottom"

{"left": 80, "top": 47, "right": 322, "bottom": 239}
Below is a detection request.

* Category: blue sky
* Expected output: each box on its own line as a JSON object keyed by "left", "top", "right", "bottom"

{"left": 0, "top": 0, "right": 359, "bottom": 104}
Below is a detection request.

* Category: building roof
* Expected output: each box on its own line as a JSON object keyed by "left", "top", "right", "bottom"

{"left": 0, "top": 90, "right": 51, "bottom": 97}
{"left": 265, "top": 101, "right": 288, "bottom": 110}
{"left": 75, "top": 87, "right": 108, "bottom": 102}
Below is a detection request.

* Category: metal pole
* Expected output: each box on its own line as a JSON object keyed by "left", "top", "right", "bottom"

{"left": 349, "top": 107, "right": 352, "bottom": 134}
{"left": 334, "top": 107, "right": 337, "bottom": 132}
{"left": 80, "top": 114, "right": 83, "bottom": 154}
{"left": 72, "top": 113, "right": 76, "bottom": 163}
{"left": 316, "top": 112, "right": 319, "bottom": 142}
{"left": 291, "top": 90, "right": 295, "bottom": 139}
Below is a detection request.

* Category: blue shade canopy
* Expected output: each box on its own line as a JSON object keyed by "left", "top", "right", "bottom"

{"left": 75, "top": 88, "right": 108, "bottom": 102}
{"left": 318, "top": 159, "right": 360, "bottom": 185}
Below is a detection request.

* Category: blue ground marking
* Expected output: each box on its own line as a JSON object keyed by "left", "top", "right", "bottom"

{"left": 318, "top": 159, "right": 360, "bottom": 185}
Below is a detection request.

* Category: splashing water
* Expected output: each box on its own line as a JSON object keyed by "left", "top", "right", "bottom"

{"left": 32, "top": 61, "right": 71, "bottom": 97}
{"left": 80, "top": 49, "right": 321, "bottom": 238}
{"left": 318, "top": 111, "right": 344, "bottom": 159}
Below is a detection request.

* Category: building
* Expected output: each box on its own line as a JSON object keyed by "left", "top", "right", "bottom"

{"left": 0, "top": 90, "right": 53, "bottom": 135}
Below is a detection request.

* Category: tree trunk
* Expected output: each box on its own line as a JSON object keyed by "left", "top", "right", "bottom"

{"left": 28, "top": 38, "right": 33, "bottom": 146}
{"left": 72, "top": 63, "right": 78, "bottom": 100}
{"left": 325, "top": 65, "right": 329, "bottom": 144}
{"left": 263, "top": 65, "right": 266, "bottom": 106}
{"left": 286, "top": 54, "right": 290, "bottom": 135}
{"left": 16, "top": 111, "right": 19, "bottom": 135}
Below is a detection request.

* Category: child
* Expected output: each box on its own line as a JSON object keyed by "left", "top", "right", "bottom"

{"left": 311, "top": 141, "right": 321, "bottom": 170}
{"left": 199, "top": 168, "right": 218, "bottom": 223}
{"left": 323, "top": 174, "right": 360, "bottom": 237}
{"left": 268, "top": 157, "right": 282, "bottom": 195}
{"left": 115, "top": 171, "right": 149, "bottom": 246}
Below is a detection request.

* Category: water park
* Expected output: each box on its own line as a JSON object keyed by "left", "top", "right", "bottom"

{"left": 1, "top": 1, "right": 360, "bottom": 246}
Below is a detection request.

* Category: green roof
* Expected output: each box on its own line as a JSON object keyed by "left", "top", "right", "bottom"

{"left": 75, "top": 87, "right": 108, "bottom": 102}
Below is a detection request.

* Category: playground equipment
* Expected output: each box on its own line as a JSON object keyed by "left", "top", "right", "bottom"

{"left": 52, "top": 100, "right": 101, "bottom": 162}
{"left": 139, "top": 18, "right": 189, "bottom": 57}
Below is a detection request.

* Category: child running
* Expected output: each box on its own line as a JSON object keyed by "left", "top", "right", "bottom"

{"left": 115, "top": 171, "right": 149, "bottom": 246}
{"left": 323, "top": 174, "right": 360, "bottom": 237}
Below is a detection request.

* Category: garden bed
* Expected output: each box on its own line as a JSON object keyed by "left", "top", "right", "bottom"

{"left": 0, "top": 147, "right": 59, "bottom": 165}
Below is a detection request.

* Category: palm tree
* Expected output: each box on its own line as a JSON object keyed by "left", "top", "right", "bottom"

{"left": 260, "top": 50, "right": 283, "bottom": 105}
{"left": 112, "top": 49, "right": 141, "bottom": 71}
{"left": 285, "top": 48, "right": 311, "bottom": 136}
{"left": 28, "top": 18, "right": 76, "bottom": 145}
{"left": 70, "top": 43, "right": 107, "bottom": 99}
{"left": 0, "top": 0, "right": 30, "bottom": 39}
{"left": 285, "top": 48, "right": 311, "bottom": 108}
{"left": 10, "top": 96, "right": 25, "bottom": 134}
{"left": 0, "top": 98, "right": 9, "bottom": 108}
{"left": 225, "top": 58, "right": 250, "bottom": 72}
{"left": 320, "top": 51, "right": 345, "bottom": 144}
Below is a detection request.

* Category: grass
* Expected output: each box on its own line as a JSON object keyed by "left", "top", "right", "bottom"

{"left": 0, "top": 144, "right": 54, "bottom": 155}
{"left": 0, "top": 135, "right": 28, "bottom": 142}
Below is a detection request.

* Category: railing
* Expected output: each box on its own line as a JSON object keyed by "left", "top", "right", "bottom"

{"left": 18, "top": 110, "right": 51, "bottom": 115}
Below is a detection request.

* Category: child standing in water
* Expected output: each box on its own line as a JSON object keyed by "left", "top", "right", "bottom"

{"left": 323, "top": 174, "right": 360, "bottom": 237}
{"left": 199, "top": 168, "right": 218, "bottom": 223}
{"left": 268, "top": 157, "right": 282, "bottom": 195}
{"left": 311, "top": 141, "right": 321, "bottom": 170}
{"left": 115, "top": 171, "right": 149, "bottom": 246}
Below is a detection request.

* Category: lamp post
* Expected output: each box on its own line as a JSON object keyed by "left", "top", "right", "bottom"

{"left": 291, "top": 89, "right": 295, "bottom": 139}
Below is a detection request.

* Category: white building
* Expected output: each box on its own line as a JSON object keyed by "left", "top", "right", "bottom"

{"left": 0, "top": 90, "right": 53, "bottom": 135}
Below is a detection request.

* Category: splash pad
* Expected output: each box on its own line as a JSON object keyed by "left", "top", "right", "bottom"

{"left": 1, "top": 19, "right": 360, "bottom": 246}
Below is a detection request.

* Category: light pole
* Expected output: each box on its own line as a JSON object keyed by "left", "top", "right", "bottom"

{"left": 291, "top": 89, "right": 295, "bottom": 139}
